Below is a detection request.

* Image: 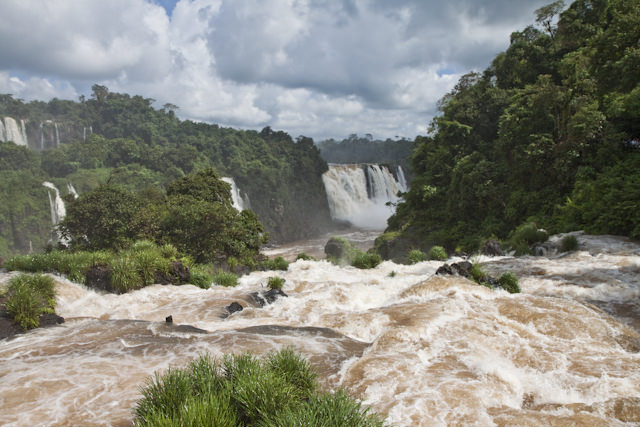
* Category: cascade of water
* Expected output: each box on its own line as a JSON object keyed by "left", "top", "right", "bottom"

{"left": 396, "top": 166, "right": 407, "bottom": 190}
{"left": 67, "top": 183, "right": 79, "bottom": 199}
{"left": 21, "top": 119, "right": 28, "bottom": 147}
{"left": 54, "top": 122, "right": 60, "bottom": 148}
{"left": 39, "top": 122, "right": 44, "bottom": 149}
{"left": 322, "top": 164, "right": 407, "bottom": 229}
{"left": 42, "top": 182, "right": 66, "bottom": 225}
{"left": 3, "top": 117, "right": 28, "bottom": 146}
{"left": 221, "top": 177, "right": 246, "bottom": 211}
{"left": 83, "top": 127, "right": 86, "bottom": 142}
{"left": 0, "top": 118, "right": 5, "bottom": 141}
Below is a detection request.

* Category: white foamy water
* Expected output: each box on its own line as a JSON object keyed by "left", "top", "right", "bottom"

{"left": 1, "top": 233, "right": 639, "bottom": 426}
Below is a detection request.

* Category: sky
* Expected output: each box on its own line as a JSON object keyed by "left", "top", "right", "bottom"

{"left": 0, "top": 0, "right": 552, "bottom": 141}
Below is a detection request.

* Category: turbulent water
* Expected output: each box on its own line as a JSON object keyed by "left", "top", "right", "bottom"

{"left": 1, "top": 232, "right": 639, "bottom": 426}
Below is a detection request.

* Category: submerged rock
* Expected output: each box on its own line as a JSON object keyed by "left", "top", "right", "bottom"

{"left": 481, "top": 239, "right": 504, "bottom": 256}
{"left": 249, "top": 288, "right": 288, "bottom": 307}
{"left": 222, "top": 302, "right": 244, "bottom": 318}
{"left": 436, "top": 261, "right": 472, "bottom": 278}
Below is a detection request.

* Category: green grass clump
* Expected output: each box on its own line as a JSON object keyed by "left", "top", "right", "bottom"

{"left": 428, "top": 246, "right": 448, "bottom": 261}
{"left": 5, "top": 273, "right": 56, "bottom": 330}
{"left": 110, "top": 256, "right": 141, "bottom": 293}
{"left": 267, "top": 276, "right": 285, "bottom": 289}
{"left": 189, "top": 265, "right": 213, "bottom": 289}
{"left": 296, "top": 253, "right": 316, "bottom": 261}
{"left": 498, "top": 272, "right": 521, "bottom": 294}
{"left": 212, "top": 271, "right": 238, "bottom": 288}
{"left": 469, "top": 263, "right": 487, "bottom": 284}
{"left": 134, "top": 349, "right": 386, "bottom": 427}
{"left": 263, "top": 256, "right": 289, "bottom": 271}
{"left": 351, "top": 252, "right": 382, "bottom": 269}
{"left": 560, "top": 235, "right": 579, "bottom": 252}
{"left": 407, "top": 249, "right": 427, "bottom": 264}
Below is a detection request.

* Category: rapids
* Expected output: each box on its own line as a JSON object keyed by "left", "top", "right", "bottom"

{"left": 1, "top": 232, "right": 639, "bottom": 426}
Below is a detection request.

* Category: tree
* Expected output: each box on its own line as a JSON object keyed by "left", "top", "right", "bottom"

{"left": 536, "top": 1, "right": 566, "bottom": 38}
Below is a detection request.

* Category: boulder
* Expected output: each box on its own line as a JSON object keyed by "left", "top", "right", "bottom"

{"left": 324, "top": 237, "right": 350, "bottom": 259}
{"left": 155, "top": 261, "right": 190, "bottom": 285}
{"left": 226, "top": 302, "right": 244, "bottom": 315}
{"left": 85, "top": 264, "right": 113, "bottom": 292}
{"left": 436, "top": 261, "right": 472, "bottom": 277}
{"left": 481, "top": 239, "right": 504, "bottom": 256}
{"left": 249, "top": 288, "right": 288, "bottom": 307}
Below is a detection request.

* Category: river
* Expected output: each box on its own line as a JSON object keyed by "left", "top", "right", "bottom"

{"left": 0, "top": 231, "right": 639, "bottom": 426}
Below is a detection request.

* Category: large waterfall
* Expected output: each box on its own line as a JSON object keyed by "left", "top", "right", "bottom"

{"left": 322, "top": 164, "right": 407, "bottom": 229}
{"left": 1, "top": 117, "right": 28, "bottom": 146}
{"left": 42, "top": 182, "right": 77, "bottom": 245}
{"left": 221, "top": 177, "right": 250, "bottom": 211}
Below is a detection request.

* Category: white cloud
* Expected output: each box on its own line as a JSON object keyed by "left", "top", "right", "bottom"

{"left": 0, "top": 0, "right": 551, "bottom": 140}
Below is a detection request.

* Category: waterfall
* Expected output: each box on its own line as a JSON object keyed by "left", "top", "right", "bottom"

{"left": 221, "top": 177, "right": 249, "bottom": 211}
{"left": 0, "top": 119, "right": 5, "bottom": 141}
{"left": 42, "top": 182, "right": 69, "bottom": 244}
{"left": 40, "top": 122, "right": 44, "bottom": 149}
{"left": 54, "top": 122, "right": 60, "bottom": 148}
{"left": 322, "top": 164, "right": 408, "bottom": 229}
{"left": 2, "top": 117, "right": 28, "bottom": 146}
{"left": 67, "top": 183, "right": 79, "bottom": 199}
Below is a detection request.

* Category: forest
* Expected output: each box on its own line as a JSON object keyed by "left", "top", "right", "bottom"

{"left": 383, "top": 0, "right": 640, "bottom": 254}
{"left": 0, "top": 89, "right": 332, "bottom": 256}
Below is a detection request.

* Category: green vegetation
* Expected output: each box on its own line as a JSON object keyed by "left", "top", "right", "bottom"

{"left": 351, "top": 252, "right": 382, "bottom": 270}
{"left": 384, "top": 0, "right": 640, "bottom": 255}
{"left": 507, "top": 223, "right": 549, "bottom": 255}
{"left": 428, "top": 246, "right": 448, "bottom": 261}
{"left": 295, "top": 252, "right": 316, "bottom": 261}
{"left": 407, "top": 249, "right": 427, "bottom": 264}
{"left": 0, "top": 87, "right": 333, "bottom": 256}
{"left": 560, "top": 235, "right": 579, "bottom": 252}
{"left": 469, "top": 264, "right": 487, "bottom": 285}
{"left": 498, "top": 272, "right": 521, "bottom": 294}
{"left": 262, "top": 256, "right": 289, "bottom": 271}
{"left": 4, "top": 273, "right": 56, "bottom": 329}
{"left": 267, "top": 276, "right": 286, "bottom": 290}
{"left": 317, "top": 134, "right": 413, "bottom": 181}
{"left": 212, "top": 271, "right": 238, "bottom": 288}
{"left": 134, "top": 349, "right": 387, "bottom": 427}
{"left": 4, "top": 240, "right": 214, "bottom": 294}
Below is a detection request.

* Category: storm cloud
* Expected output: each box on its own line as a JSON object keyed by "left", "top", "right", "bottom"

{"left": 0, "top": 0, "right": 551, "bottom": 140}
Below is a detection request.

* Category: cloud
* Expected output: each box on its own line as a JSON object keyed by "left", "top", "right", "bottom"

{"left": 0, "top": 0, "right": 551, "bottom": 140}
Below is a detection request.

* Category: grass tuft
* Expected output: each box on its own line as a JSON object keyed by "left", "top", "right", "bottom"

{"left": 428, "top": 246, "right": 448, "bottom": 261}
{"left": 5, "top": 273, "right": 56, "bottom": 330}
{"left": 560, "top": 235, "right": 579, "bottom": 252}
{"left": 498, "top": 272, "right": 521, "bottom": 294}
{"left": 267, "top": 276, "right": 285, "bottom": 290}
{"left": 212, "top": 271, "right": 238, "bottom": 288}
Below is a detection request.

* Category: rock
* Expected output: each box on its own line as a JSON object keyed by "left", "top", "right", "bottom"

{"left": 436, "top": 262, "right": 472, "bottom": 277}
{"left": 481, "top": 239, "right": 504, "bottom": 256}
{"left": 226, "top": 302, "right": 243, "bottom": 315}
{"left": 249, "top": 288, "right": 288, "bottom": 307}
{"left": 165, "top": 315, "right": 173, "bottom": 323}
{"left": 435, "top": 264, "right": 454, "bottom": 276}
{"left": 451, "top": 261, "right": 472, "bottom": 277}
{"left": 85, "top": 264, "right": 113, "bottom": 292}
{"left": 324, "top": 237, "right": 350, "bottom": 259}
{"left": 155, "top": 261, "right": 190, "bottom": 285}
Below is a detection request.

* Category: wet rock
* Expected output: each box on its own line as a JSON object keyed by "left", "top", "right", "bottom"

{"left": 226, "top": 302, "right": 243, "bottom": 315}
{"left": 155, "top": 261, "right": 190, "bottom": 285}
{"left": 0, "top": 307, "right": 64, "bottom": 340}
{"left": 249, "top": 288, "right": 288, "bottom": 307}
{"left": 165, "top": 315, "right": 173, "bottom": 323}
{"left": 324, "top": 237, "right": 350, "bottom": 259}
{"left": 436, "top": 261, "right": 472, "bottom": 278}
{"left": 85, "top": 264, "right": 113, "bottom": 292}
{"left": 451, "top": 261, "right": 472, "bottom": 277}
{"left": 481, "top": 239, "right": 504, "bottom": 256}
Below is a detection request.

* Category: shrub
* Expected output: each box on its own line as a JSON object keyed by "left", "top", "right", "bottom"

{"left": 499, "top": 272, "right": 521, "bottom": 294}
{"left": 508, "top": 222, "right": 549, "bottom": 255}
{"left": 134, "top": 349, "right": 386, "bottom": 427}
{"left": 428, "top": 246, "right": 448, "bottom": 261}
{"left": 263, "top": 256, "right": 289, "bottom": 271}
{"left": 469, "top": 263, "right": 486, "bottom": 284}
{"left": 407, "top": 249, "right": 427, "bottom": 264}
{"left": 110, "top": 256, "right": 141, "bottom": 293}
{"left": 296, "top": 253, "right": 316, "bottom": 261}
{"left": 212, "top": 271, "right": 238, "bottom": 288}
{"left": 5, "top": 274, "right": 56, "bottom": 330}
{"left": 560, "top": 235, "right": 579, "bottom": 252}
{"left": 351, "top": 252, "right": 382, "bottom": 269}
{"left": 190, "top": 265, "right": 213, "bottom": 289}
{"left": 267, "top": 276, "right": 285, "bottom": 290}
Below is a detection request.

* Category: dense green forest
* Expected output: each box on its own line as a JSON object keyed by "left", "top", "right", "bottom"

{"left": 0, "top": 88, "right": 332, "bottom": 256}
{"left": 384, "top": 0, "right": 640, "bottom": 253}
{"left": 317, "top": 134, "right": 413, "bottom": 178}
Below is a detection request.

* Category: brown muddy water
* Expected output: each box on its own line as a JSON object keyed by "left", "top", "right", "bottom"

{"left": 0, "top": 232, "right": 639, "bottom": 426}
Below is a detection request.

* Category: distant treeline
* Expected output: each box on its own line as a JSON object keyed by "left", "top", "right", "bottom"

{"left": 317, "top": 134, "right": 413, "bottom": 178}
